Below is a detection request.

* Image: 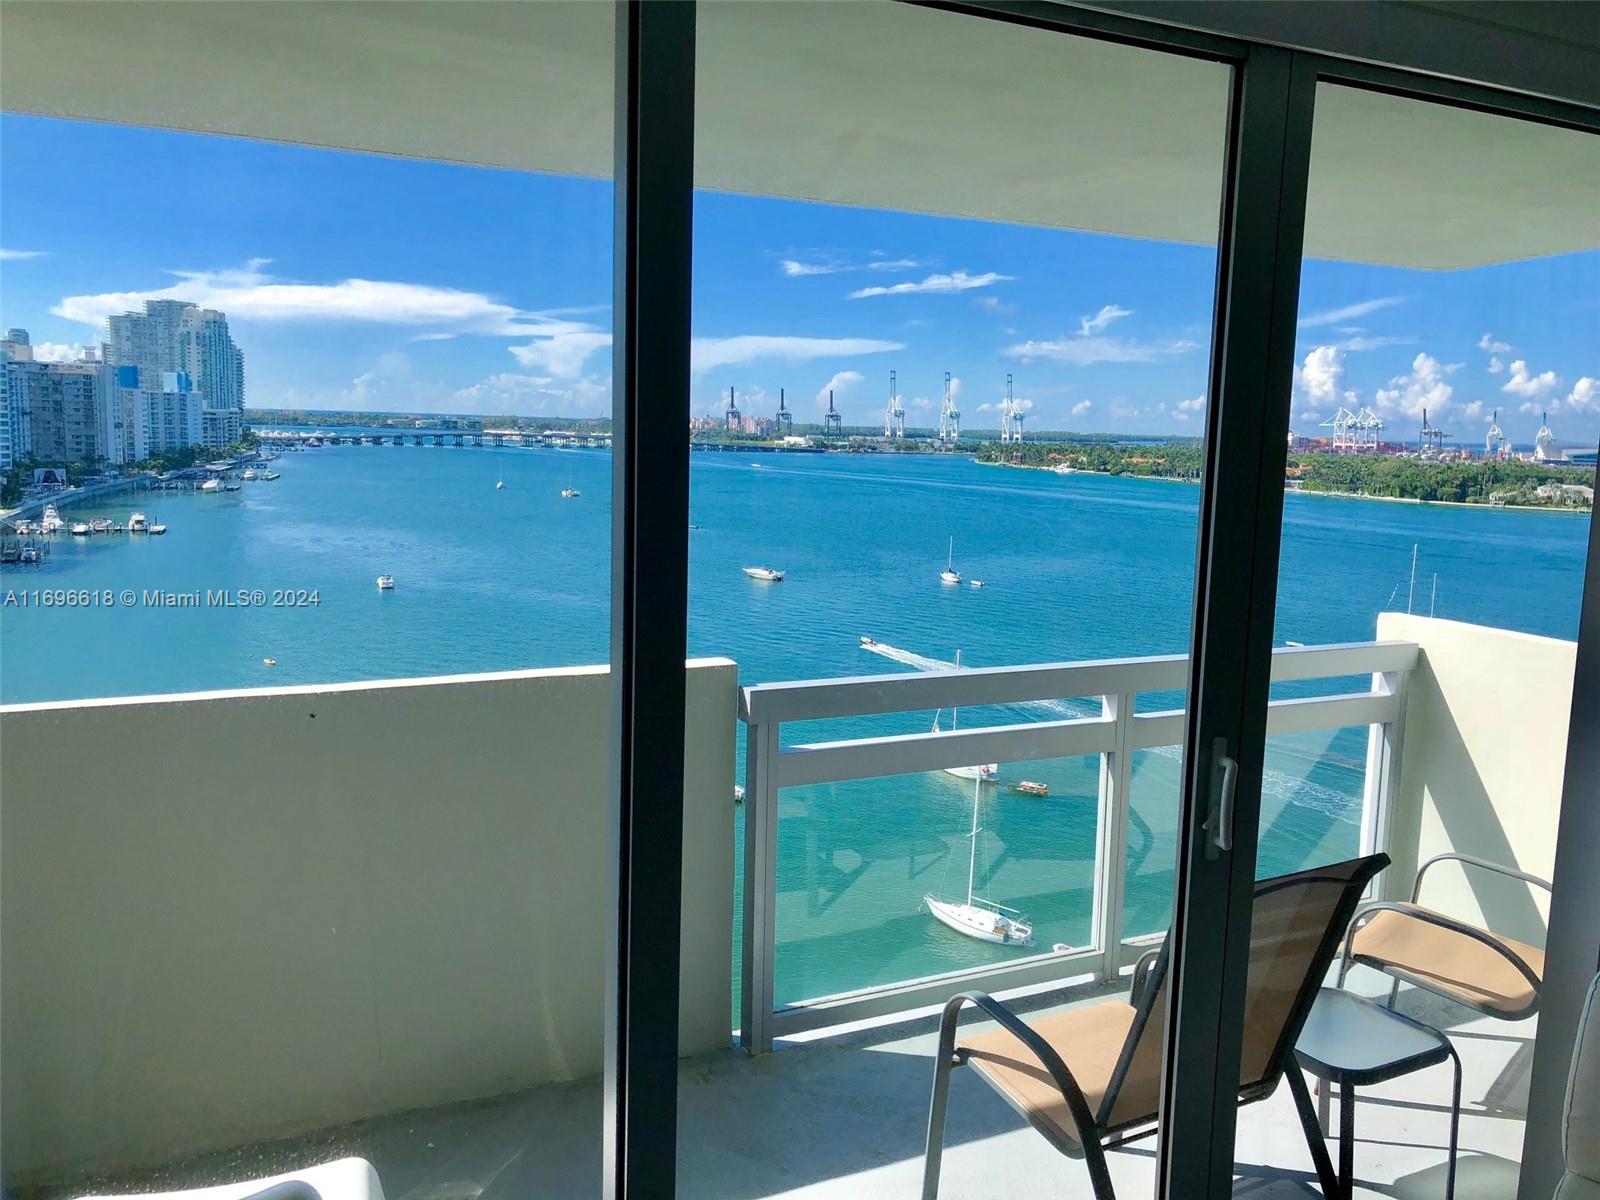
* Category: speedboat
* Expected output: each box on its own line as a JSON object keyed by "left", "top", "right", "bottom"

{"left": 743, "top": 566, "right": 784, "bottom": 581}
{"left": 71, "top": 522, "right": 91, "bottom": 536}
{"left": 1011, "top": 780, "right": 1050, "bottom": 797}
{"left": 242, "top": 469, "right": 258, "bottom": 481}
{"left": 945, "top": 763, "right": 1000, "bottom": 783}
{"left": 200, "top": 479, "right": 222, "bottom": 493}
{"left": 859, "top": 636, "right": 877, "bottom": 648}
{"left": 561, "top": 487, "right": 581, "bottom": 499}
{"left": 148, "top": 523, "right": 168, "bottom": 535}
{"left": 376, "top": 575, "right": 396, "bottom": 590}
{"left": 970, "top": 579, "right": 985, "bottom": 589}
{"left": 496, "top": 480, "right": 506, "bottom": 490}
{"left": 19, "top": 544, "right": 41, "bottom": 564}
{"left": 129, "top": 513, "right": 149, "bottom": 533}
{"left": 90, "top": 518, "right": 111, "bottom": 534}
{"left": 262, "top": 471, "right": 280, "bottom": 481}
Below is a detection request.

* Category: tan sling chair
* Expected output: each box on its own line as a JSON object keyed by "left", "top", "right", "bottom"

{"left": 921, "top": 853, "right": 1389, "bottom": 1200}
{"left": 1340, "top": 852, "right": 1549, "bottom": 1020}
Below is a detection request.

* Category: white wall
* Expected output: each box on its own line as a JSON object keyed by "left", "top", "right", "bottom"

{"left": 1380, "top": 613, "right": 1575, "bottom": 945}
{"left": 0, "top": 661, "right": 737, "bottom": 1181}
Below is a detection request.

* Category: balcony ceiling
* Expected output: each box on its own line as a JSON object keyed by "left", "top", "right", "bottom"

{"left": 3, "top": 1, "right": 1596, "bottom": 269}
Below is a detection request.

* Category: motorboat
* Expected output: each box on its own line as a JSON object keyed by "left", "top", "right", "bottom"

{"left": 561, "top": 487, "right": 581, "bottom": 499}
{"left": 262, "top": 471, "right": 280, "bottom": 481}
{"left": 970, "top": 579, "right": 985, "bottom": 589}
{"left": 940, "top": 536, "right": 961, "bottom": 585}
{"left": 41, "top": 505, "right": 63, "bottom": 533}
{"left": 1011, "top": 780, "right": 1050, "bottom": 797}
{"left": 200, "top": 478, "right": 222, "bottom": 493}
{"left": 376, "top": 575, "right": 396, "bottom": 590}
{"left": 859, "top": 636, "right": 877, "bottom": 648}
{"left": 90, "top": 518, "right": 111, "bottom": 534}
{"left": 71, "top": 522, "right": 91, "bottom": 535}
{"left": 925, "top": 773, "right": 1034, "bottom": 947}
{"left": 742, "top": 566, "right": 784, "bottom": 581}
{"left": 149, "top": 523, "right": 168, "bottom": 535}
{"left": 242, "top": 469, "right": 258, "bottom": 481}
{"left": 128, "top": 513, "right": 149, "bottom": 533}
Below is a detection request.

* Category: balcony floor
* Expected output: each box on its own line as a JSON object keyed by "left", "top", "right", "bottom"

{"left": 42, "top": 972, "right": 1530, "bottom": 1200}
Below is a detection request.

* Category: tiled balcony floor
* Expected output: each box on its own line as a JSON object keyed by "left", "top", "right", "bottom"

{"left": 31, "top": 971, "right": 1530, "bottom": 1200}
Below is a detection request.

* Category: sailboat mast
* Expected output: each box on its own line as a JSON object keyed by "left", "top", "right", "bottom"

{"left": 947, "top": 536, "right": 954, "bottom": 571}
{"left": 966, "top": 774, "right": 980, "bottom": 907}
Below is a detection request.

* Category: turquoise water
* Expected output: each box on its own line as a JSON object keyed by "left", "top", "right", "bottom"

{"left": 2, "top": 444, "right": 1589, "bottom": 1005}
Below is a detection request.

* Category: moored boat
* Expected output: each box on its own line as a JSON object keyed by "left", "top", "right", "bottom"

{"left": 200, "top": 478, "right": 222, "bottom": 493}
{"left": 128, "top": 513, "right": 149, "bottom": 533}
{"left": 71, "top": 522, "right": 91, "bottom": 536}
{"left": 940, "top": 535, "right": 961, "bottom": 585}
{"left": 376, "top": 575, "right": 396, "bottom": 590}
{"left": 743, "top": 566, "right": 784, "bottom": 581}
{"left": 925, "top": 772, "right": 1034, "bottom": 947}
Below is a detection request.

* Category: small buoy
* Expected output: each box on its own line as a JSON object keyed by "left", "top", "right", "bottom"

{"left": 263, "top": 658, "right": 277, "bottom": 667}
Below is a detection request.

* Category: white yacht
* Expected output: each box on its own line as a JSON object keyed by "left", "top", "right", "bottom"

{"left": 262, "top": 471, "right": 280, "bottom": 481}
{"left": 925, "top": 773, "right": 1034, "bottom": 947}
{"left": 376, "top": 575, "right": 396, "bottom": 590}
{"left": 71, "top": 522, "right": 91, "bottom": 536}
{"left": 128, "top": 513, "right": 149, "bottom": 533}
{"left": 931, "top": 652, "right": 999, "bottom": 783}
{"left": 41, "top": 505, "right": 63, "bottom": 533}
{"left": 242, "top": 469, "right": 258, "bottom": 481}
{"left": 742, "top": 566, "right": 784, "bottom": 581}
{"left": 200, "top": 478, "right": 222, "bottom": 493}
{"left": 561, "top": 486, "right": 581, "bottom": 499}
{"left": 940, "top": 536, "right": 961, "bottom": 585}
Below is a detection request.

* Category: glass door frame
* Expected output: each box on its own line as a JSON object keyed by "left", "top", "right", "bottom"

{"left": 605, "top": 3, "right": 1600, "bottom": 1198}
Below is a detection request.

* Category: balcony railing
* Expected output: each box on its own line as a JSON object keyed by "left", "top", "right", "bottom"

{"left": 738, "top": 639, "right": 1419, "bottom": 1052}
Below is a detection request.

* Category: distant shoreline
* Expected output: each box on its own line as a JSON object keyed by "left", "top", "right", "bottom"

{"left": 980, "top": 457, "right": 1590, "bottom": 515}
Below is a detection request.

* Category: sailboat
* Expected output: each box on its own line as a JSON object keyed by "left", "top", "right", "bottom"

{"left": 925, "top": 773, "right": 1034, "bottom": 946}
{"left": 940, "top": 536, "right": 962, "bottom": 585}
{"left": 561, "top": 468, "right": 580, "bottom": 499}
{"left": 931, "top": 651, "right": 997, "bottom": 782}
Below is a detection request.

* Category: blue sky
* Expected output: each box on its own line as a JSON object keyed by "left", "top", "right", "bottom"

{"left": 3, "top": 113, "right": 1596, "bottom": 442}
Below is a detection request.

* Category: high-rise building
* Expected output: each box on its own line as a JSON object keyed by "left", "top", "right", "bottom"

{"left": 4, "top": 358, "right": 107, "bottom": 464}
{"left": 106, "top": 301, "right": 244, "bottom": 450}
{"left": 104, "top": 366, "right": 204, "bottom": 465}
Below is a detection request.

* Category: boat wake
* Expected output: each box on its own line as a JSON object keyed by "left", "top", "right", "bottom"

{"left": 858, "top": 640, "right": 954, "bottom": 672}
{"left": 858, "top": 639, "right": 1100, "bottom": 720}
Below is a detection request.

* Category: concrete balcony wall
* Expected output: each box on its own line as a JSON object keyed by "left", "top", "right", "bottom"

{"left": 0, "top": 660, "right": 738, "bottom": 1182}
{"left": 1379, "top": 613, "right": 1574, "bottom": 945}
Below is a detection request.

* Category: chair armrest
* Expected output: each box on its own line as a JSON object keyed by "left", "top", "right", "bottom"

{"left": 1413, "top": 853, "right": 1552, "bottom": 903}
{"left": 1348, "top": 901, "right": 1543, "bottom": 996}
{"left": 1131, "top": 947, "right": 1162, "bottom": 1008}
{"left": 937, "top": 990, "right": 1111, "bottom": 1185}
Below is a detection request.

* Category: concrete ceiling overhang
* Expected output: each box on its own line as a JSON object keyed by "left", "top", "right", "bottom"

{"left": 2, "top": 0, "right": 1596, "bottom": 270}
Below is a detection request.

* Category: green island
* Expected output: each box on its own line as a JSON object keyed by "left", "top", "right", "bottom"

{"left": 976, "top": 440, "right": 1594, "bottom": 510}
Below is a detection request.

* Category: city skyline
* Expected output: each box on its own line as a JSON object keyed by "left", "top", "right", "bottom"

{"left": 2, "top": 112, "right": 1596, "bottom": 444}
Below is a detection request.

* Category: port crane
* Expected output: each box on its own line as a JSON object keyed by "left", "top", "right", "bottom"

{"left": 775, "top": 388, "right": 793, "bottom": 436}
{"left": 999, "top": 374, "right": 1024, "bottom": 444}
{"left": 884, "top": 370, "right": 905, "bottom": 439}
{"left": 824, "top": 389, "right": 843, "bottom": 437}
{"left": 938, "top": 371, "right": 960, "bottom": 443}
{"left": 725, "top": 385, "right": 742, "bottom": 432}
{"left": 1418, "top": 408, "right": 1451, "bottom": 456}
{"left": 1485, "top": 409, "right": 1506, "bottom": 458}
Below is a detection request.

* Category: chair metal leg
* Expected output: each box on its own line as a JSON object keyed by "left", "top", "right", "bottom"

{"left": 1386, "top": 977, "right": 1400, "bottom": 1011}
{"left": 922, "top": 1047, "right": 958, "bottom": 1200}
{"left": 1339, "top": 1080, "right": 1356, "bottom": 1200}
{"left": 1285, "top": 1066, "right": 1343, "bottom": 1198}
{"left": 1444, "top": 1044, "right": 1462, "bottom": 1200}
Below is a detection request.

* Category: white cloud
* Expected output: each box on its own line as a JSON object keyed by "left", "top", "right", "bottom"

{"left": 690, "top": 335, "right": 902, "bottom": 373}
{"left": 1071, "top": 400, "right": 1092, "bottom": 417}
{"left": 780, "top": 258, "right": 848, "bottom": 277}
{"left": 1299, "top": 410, "right": 1322, "bottom": 423}
{"left": 1564, "top": 377, "right": 1598, "bottom": 413}
{"left": 849, "top": 270, "right": 1012, "bottom": 300}
{"left": 1478, "top": 333, "right": 1512, "bottom": 354}
{"left": 1461, "top": 401, "right": 1485, "bottom": 421}
{"left": 1079, "top": 305, "right": 1133, "bottom": 336}
{"left": 1488, "top": 356, "right": 1505, "bottom": 374}
{"left": 1296, "top": 345, "right": 1344, "bottom": 404}
{"left": 450, "top": 372, "right": 610, "bottom": 416}
{"left": 972, "top": 295, "right": 1016, "bottom": 315}
{"left": 1336, "top": 335, "right": 1416, "bottom": 352}
{"left": 54, "top": 259, "right": 598, "bottom": 341}
{"left": 1298, "top": 297, "right": 1403, "bottom": 329}
{"left": 31, "top": 341, "right": 94, "bottom": 363}
{"left": 866, "top": 258, "right": 920, "bottom": 272}
{"left": 0, "top": 247, "right": 47, "bottom": 261}
{"left": 815, "top": 369, "right": 864, "bottom": 408}
{"left": 509, "top": 331, "right": 612, "bottom": 378}
{"left": 1177, "top": 394, "right": 1206, "bottom": 413}
{"left": 1374, "top": 352, "right": 1456, "bottom": 418}
{"left": 1003, "top": 333, "right": 1197, "bottom": 366}
{"left": 1502, "top": 359, "right": 1561, "bottom": 400}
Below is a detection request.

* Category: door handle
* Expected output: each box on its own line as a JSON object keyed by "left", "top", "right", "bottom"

{"left": 1205, "top": 737, "right": 1238, "bottom": 859}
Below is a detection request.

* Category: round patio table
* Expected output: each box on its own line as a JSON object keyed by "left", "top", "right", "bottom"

{"left": 1294, "top": 986, "right": 1461, "bottom": 1200}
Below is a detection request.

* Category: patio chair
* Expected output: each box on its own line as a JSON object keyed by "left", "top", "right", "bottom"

{"left": 921, "top": 853, "right": 1389, "bottom": 1200}
{"left": 1556, "top": 972, "right": 1600, "bottom": 1200}
{"left": 1340, "top": 852, "right": 1549, "bottom": 1020}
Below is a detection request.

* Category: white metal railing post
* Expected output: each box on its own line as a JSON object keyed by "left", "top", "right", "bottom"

{"left": 739, "top": 712, "right": 781, "bottom": 1054}
{"left": 1361, "top": 666, "right": 1410, "bottom": 899}
{"left": 1092, "top": 690, "right": 1135, "bottom": 982}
